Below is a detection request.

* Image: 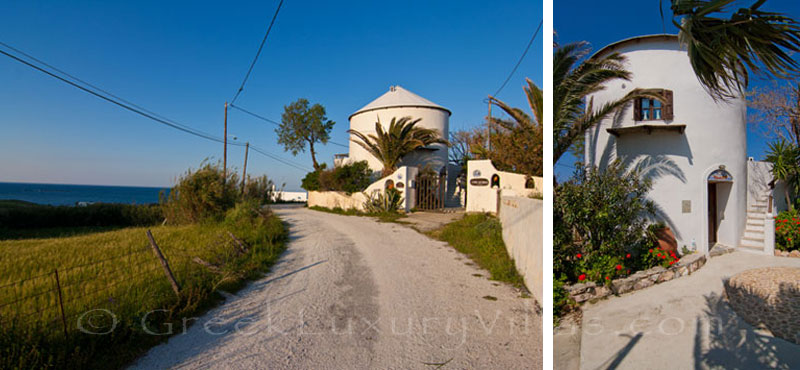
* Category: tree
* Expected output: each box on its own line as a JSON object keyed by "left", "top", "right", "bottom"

{"left": 348, "top": 116, "right": 447, "bottom": 177}
{"left": 765, "top": 138, "right": 800, "bottom": 210}
{"left": 667, "top": 0, "right": 800, "bottom": 100}
{"left": 486, "top": 78, "right": 544, "bottom": 177}
{"left": 748, "top": 80, "right": 800, "bottom": 146}
{"left": 277, "top": 98, "right": 335, "bottom": 171}
{"left": 553, "top": 42, "right": 663, "bottom": 164}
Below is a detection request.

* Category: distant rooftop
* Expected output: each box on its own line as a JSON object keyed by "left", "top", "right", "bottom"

{"left": 349, "top": 85, "right": 451, "bottom": 119}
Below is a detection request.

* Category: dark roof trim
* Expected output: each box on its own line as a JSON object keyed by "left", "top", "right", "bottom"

{"left": 607, "top": 124, "right": 686, "bottom": 137}
{"left": 591, "top": 34, "right": 680, "bottom": 60}
{"left": 349, "top": 105, "right": 452, "bottom": 120}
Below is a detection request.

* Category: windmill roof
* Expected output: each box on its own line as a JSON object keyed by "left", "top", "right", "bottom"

{"left": 350, "top": 85, "right": 451, "bottom": 119}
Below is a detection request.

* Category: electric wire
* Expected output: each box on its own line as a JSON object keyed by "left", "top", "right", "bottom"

{"left": 230, "top": 103, "right": 349, "bottom": 149}
{"left": 491, "top": 19, "right": 543, "bottom": 98}
{"left": 230, "top": 0, "right": 285, "bottom": 104}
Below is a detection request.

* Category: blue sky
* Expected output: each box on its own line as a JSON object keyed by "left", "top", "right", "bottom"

{"left": 0, "top": 1, "right": 542, "bottom": 190}
{"left": 555, "top": 0, "right": 800, "bottom": 181}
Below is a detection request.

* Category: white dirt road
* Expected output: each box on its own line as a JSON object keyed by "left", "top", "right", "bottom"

{"left": 131, "top": 206, "right": 542, "bottom": 369}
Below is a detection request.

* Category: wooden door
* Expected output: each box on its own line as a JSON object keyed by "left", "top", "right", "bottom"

{"left": 708, "top": 183, "right": 717, "bottom": 244}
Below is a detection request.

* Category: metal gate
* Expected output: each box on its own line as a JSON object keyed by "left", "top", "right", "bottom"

{"left": 415, "top": 172, "right": 446, "bottom": 211}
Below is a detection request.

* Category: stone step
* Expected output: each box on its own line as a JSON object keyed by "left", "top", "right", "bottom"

{"left": 742, "top": 235, "right": 765, "bottom": 243}
{"left": 740, "top": 238, "right": 764, "bottom": 249}
{"left": 744, "top": 230, "right": 764, "bottom": 239}
{"left": 752, "top": 201, "right": 768, "bottom": 207}
{"left": 739, "top": 244, "right": 766, "bottom": 254}
{"left": 746, "top": 218, "right": 765, "bottom": 226}
{"left": 747, "top": 212, "right": 766, "bottom": 218}
{"left": 744, "top": 226, "right": 764, "bottom": 235}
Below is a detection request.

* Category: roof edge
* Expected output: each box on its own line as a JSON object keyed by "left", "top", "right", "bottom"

{"left": 591, "top": 34, "right": 679, "bottom": 60}
{"left": 348, "top": 104, "right": 452, "bottom": 120}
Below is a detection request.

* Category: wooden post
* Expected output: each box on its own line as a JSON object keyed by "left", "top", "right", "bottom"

{"left": 146, "top": 230, "right": 181, "bottom": 297}
{"left": 53, "top": 269, "right": 68, "bottom": 340}
{"left": 241, "top": 142, "right": 249, "bottom": 194}
{"left": 487, "top": 97, "right": 492, "bottom": 152}
{"left": 223, "top": 102, "right": 228, "bottom": 184}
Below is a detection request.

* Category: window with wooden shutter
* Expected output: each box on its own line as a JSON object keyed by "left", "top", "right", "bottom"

{"left": 633, "top": 89, "right": 673, "bottom": 121}
{"left": 662, "top": 90, "right": 674, "bottom": 120}
{"left": 633, "top": 98, "right": 642, "bottom": 120}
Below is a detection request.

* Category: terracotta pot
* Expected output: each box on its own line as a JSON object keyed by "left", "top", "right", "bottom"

{"left": 655, "top": 227, "right": 678, "bottom": 255}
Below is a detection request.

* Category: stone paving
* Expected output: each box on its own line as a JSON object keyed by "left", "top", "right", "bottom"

{"left": 725, "top": 267, "right": 800, "bottom": 345}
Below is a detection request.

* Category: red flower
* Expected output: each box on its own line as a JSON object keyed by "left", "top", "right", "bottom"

{"left": 578, "top": 274, "right": 586, "bottom": 281}
{"left": 669, "top": 261, "right": 675, "bottom": 265}
{"left": 657, "top": 254, "right": 662, "bottom": 258}
{"left": 626, "top": 253, "right": 631, "bottom": 258}
{"left": 789, "top": 238, "right": 793, "bottom": 241}
{"left": 627, "top": 269, "right": 630, "bottom": 274}
{"left": 616, "top": 264, "right": 622, "bottom": 270}
{"left": 605, "top": 276, "right": 610, "bottom": 280}
{"left": 576, "top": 253, "right": 582, "bottom": 259}
{"left": 649, "top": 249, "right": 653, "bottom": 253}
{"left": 662, "top": 255, "right": 667, "bottom": 259}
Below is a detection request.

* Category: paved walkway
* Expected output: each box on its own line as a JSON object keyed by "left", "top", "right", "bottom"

{"left": 131, "top": 206, "right": 540, "bottom": 369}
{"left": 577, "top": 251, "right": 800, "bottom": 370}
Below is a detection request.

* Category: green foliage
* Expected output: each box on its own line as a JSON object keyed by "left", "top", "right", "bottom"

{"left": 162, "top": 161, "right": 240, "bottom": 224}
{"left": 765, "top": 138, "right": 800, "bottom": 210}
{"left": 277, "top": 98, "right": 335, "bottom": 170}
{"left": 363, "top": 188, "right": 403, "bottom": 213}
{"left": 428, "top": 213, "right": 525, "bottom": 289}
{"left": 775, "top": 209, "right": 800, "bottom": 251}
{"left": 300, "top": 161, "right": 373, "bottom": 194}
{"left": 242, "top": 174, "right": 276, "bottom": 205}
{"left": 554, "top": 274, "right": 575, "bottom": 326}
{"left": 0, "top": 201, "right": 163, "bottom": 233}
{"left": 554, "top": 160, "right": 658, "bottom": 285}
{"left": 348, "top": 116, "right": 448, "bottom": 176}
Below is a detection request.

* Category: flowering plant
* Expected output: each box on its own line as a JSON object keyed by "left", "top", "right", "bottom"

{"left": 775, "top": 209, "right": 800, "bottom": 251}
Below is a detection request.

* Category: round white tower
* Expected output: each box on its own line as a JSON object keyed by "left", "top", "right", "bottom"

{"left": 585, "top": 34, "right": 747, "bottom": 254}
{"left": 348, "top": 85, "right": 451, "bottom": 173}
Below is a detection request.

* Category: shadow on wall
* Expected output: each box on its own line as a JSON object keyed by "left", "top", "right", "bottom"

{"left": 694, "top": 292, "right": 800, "bottom": 369}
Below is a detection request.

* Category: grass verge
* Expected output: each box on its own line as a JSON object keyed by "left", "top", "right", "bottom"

{"left": 0, "top": 206, "right": 288, "bottom": 369}
{"left": 427, "top": 213, "right": 526, "bottom": 290}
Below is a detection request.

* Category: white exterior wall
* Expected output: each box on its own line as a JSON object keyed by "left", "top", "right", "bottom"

{"left": 498, "top": 196, "right": 543, "bottom": 303}
{"left": 307, "top": 166, "right": 419, "bottom": 213}
{"left": 348, "top": 107, "right": 449, "bottom": 173}
{"left": 585, "top": 36, "right": 747, "bottom": 254}
{"left": 466, "top": 159, "right": 543, "bottom": 213}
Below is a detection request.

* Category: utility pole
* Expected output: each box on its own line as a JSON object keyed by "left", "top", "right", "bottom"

{"left": 487, "top": 97, "right": 493, "bottom": 152}
{"left": 241, "top": 142, "right": 249, "bottom": 194}
{"left": 223, "top": 102, "right": 228, "bottom": 183}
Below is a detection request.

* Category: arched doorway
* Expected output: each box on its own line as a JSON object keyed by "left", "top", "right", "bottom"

{"left": 707, "top": 168, "right": 733, "bottom": 247}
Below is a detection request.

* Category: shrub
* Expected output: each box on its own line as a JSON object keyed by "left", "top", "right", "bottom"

{"left": 162, "top": 161, "right": 239, "bottom": 224}
{"left": 554, "top": 274, "right": 575, "bottom": 325}
{"left": 775, "top": 209, "right": 800, "bottom": 251}
{"left": 242, "top": 175, "right": 276, "bottom": 205}
{"left": 301, "top": 161, "right": 373, "bottom": 194}
{"left": 0, "top": 202, "right": 163, "bottom": 230}
{"left": 554, "top": 160, "right": 657, "bottom": 285}
{"left": 364, "top": 188, "right": 403, "bottom": 213}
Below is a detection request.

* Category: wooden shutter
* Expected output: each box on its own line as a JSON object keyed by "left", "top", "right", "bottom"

{"left": 662, "top": 90, "right": 674, "bottom": 120}
{"left": 633, "top": 97, "right": 642, "bottom": 121}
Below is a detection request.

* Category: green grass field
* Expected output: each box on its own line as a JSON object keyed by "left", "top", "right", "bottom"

{"left": 0, "top": 207, "right": 288, "bottom": 369}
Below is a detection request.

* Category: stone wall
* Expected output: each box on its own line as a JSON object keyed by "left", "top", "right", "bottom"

{"left": 564, "top": 253, "right": 707, "bottom": 304}
{"left": 498, "top": 196, "right": 543, "bottom": 304}
{"left": 307, "top": 191, "right": 369, "bottom": 211}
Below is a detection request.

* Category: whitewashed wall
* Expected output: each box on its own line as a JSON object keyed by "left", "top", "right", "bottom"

{"left": 498, "top": 196, "right": 543, "bottom": 303}
{"left": 585, "top": 35, "right": 747, "bottom": 254}
{"left": 466, "top": 159, "right": 542, "bottom": 213}
{"left": 307, "top": 166, "right": 418, "bottom": 212}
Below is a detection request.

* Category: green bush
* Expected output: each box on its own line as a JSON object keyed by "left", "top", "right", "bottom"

{"left": 554, "top": 274, "right": 575, "bottom": 325}
{"left": 242, "top": 175, "right": 276, "bottom": 205}
{"left": 775, "top": 209, "right": 800, "bottom": 251}
{"left": 162, "top": 161, "right": 240, "bottom": 224}
{"left": 364, "top": 188, "right": 403, "bottom": 213}
{"left": 554, "top": 160, "right": 658, "bottom": 286}
{"left": 301, "top": 161, "right": 373, "bottom": 194}
{"left": 0, "top": 202, "right": 163, "bottom": 231}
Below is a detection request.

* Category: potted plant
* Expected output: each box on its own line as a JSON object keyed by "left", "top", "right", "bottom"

{"left": 649, "top": 222, "right": 677, "bottom": 256}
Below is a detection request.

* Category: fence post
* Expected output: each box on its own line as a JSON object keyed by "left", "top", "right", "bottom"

{"left": 52, "top": 269, "right": 68, "bottom": 340}
{"left": 146, "top": 230, "right": 181, "bottom": 297}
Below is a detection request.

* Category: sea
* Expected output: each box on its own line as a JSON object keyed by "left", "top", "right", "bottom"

{"left": 0, "top": 182, "right": 170, "bottom": 206}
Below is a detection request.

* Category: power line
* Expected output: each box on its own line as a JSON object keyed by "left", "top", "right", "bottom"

{"left": 0, "top": 42, "right": 311, "bottom": 173}
{"left": 491, "top": 19, "right": 543, "bottom": 98}
{"left": 230, "top": 103, "right": 350, "bottom": 149}
{"left": 230, "top": 0, "right": 285, "bottom": 104}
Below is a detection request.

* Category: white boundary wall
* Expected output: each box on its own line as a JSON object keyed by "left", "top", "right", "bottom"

{"left": 307, "top": 166, "right": 419, "bottom": 212}
{"left": 498, "top": 196, "right": 543, "bottom": 303}
{"left": 466, "top": 159, "right": 543, "bottom": 213}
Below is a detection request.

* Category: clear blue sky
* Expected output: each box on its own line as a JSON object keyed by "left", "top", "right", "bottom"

{"left": 554, "top": 0, "right": 800, "bottom": 181}
{"left": 0, "top": 1, "right": 542, "bottom": 190}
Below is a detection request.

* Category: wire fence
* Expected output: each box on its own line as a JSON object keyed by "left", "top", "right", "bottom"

{"left": 0, "top": 229, "right": 247, "bottom": 339}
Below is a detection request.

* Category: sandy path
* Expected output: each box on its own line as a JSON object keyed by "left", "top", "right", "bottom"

{"left": 130, "top": 207, "right": 541, "bottom": 369}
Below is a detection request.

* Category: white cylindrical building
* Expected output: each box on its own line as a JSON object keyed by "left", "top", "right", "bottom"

{"left": 585, "top": 34, "right": 748, "bottom": 254}
{"left": 348, "top": 85, "right": 451, "bottom": 173}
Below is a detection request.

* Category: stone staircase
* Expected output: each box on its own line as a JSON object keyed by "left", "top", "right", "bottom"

{"left": 740, "top": 197, "right": 769, "bottom": 253}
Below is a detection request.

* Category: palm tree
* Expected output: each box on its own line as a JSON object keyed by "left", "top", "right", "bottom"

{"left": 765, "top": 138, "right": 800, "bottom": 211}
{"left": 553, "top": 42, "right": 664, "bottom": 164}
{"left": 486, "top": 78, "right": 544, "bottom": 177}
{"left": 668, "top": 0, "right": 800, "bottom": 100}
{"left": 349, "top": 117, "right": 448, "bottom": 177}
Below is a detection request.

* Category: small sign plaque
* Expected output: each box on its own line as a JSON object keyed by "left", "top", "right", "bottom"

{"left": 470, "top": 178, "right": 489, "bottom": 186}
{"left": 682, "top": 200, "right": 691, "bottom": 213}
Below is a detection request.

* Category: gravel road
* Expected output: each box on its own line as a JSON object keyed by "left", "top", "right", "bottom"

{"left": 130, "top": 206, "right": 541, "bottom": 369}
